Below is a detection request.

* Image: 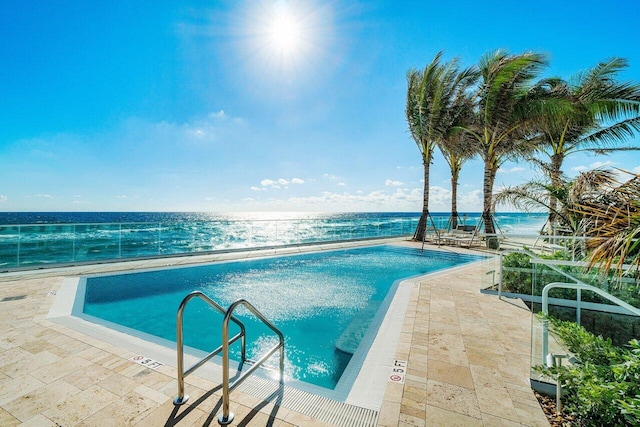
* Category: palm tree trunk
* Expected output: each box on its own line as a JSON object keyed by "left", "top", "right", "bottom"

{"left": 413, "top": 150, "right": 431, "bottom": 241}
{"left": 451, "top": 167, "right": 460, "bottom": 229}
{"left": 547, "top": 153, "right": 563, "bottom": 235}
{"left": 482, "top": 157, "right": 498, "bottom": 248}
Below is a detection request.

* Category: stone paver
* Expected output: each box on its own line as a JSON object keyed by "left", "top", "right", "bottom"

{"left": 0, "top": 241, "right": 548, "bottom": 426}
{"left": 378, "top": 252, "right": 549, "bottom": 426}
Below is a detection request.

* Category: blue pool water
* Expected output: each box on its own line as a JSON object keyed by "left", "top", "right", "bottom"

{"left": 82, "top": 245, "right": 484, "bottom": 389}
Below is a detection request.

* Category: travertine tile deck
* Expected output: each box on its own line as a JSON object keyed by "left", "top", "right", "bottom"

{"left": 0, "top": 241, "right": 548, "bottom": 426}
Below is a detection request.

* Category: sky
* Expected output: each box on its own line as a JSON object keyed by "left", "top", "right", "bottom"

{"left": 1, "top": 0, "right": 639, "bottom": 213}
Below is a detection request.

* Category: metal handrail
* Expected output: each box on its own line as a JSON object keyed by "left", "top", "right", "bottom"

{"left": 173, "top": 291, "right": 246, "bottom": 405}
{"left": 497, "top": 248, "right": 586, "bottom": 300}
{"left": 219, "top": 299, "right": 285, "bottom": 426}
{"left": 541, "top": 282, "right": 640, "bottom": 365}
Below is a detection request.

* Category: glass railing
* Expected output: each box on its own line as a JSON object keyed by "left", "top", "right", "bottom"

{"left": 530, "top": 256, "right": 640, "bottom": 348}
{"left": 478, "top": 237, "right": 640, "bottom": 392}
{"left": 494, "top": 244, "right": 640, "bottom": 391}
{"left": 0, "top": 217, "right": 420, "bottom": 270}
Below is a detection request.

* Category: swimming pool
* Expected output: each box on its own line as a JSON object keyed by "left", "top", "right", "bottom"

{"left": 79, "top": 245, "right": 483, "bottom": 390}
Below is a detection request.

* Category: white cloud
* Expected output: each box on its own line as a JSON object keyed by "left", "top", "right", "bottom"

{"left": 460, "top": 189, "right": 483, "bottom": 208}
{"left": 337, "top": 182, "right": 346, "bottom": 186}
{"left": 123, "top": 110, "right": 246, "bottom": 149}
{"left": 251, "top": 186, "right": 266, "bottom": 191}
{"left": 284, "top": 187, "right": 424, "bottom": 211}
{"left": 498, "top": 166, "right": 525, "bottom": 174}
{"left": 259, "top": 177, "right": 304, "bottom": 189}
{"left": 634, "top": 166, "right": 640, "bottom": 174}
{"left": 323, "top": 174, "right": 341, "bottom": 181}
{"left": 385, "top": 179, "right": 404, "bottom": 187}
{"left": 34, "top": 194, "right": 53, "bottom": 199}
{"left": 117, "top": 195, "right": 127, "bottom": 199}
{"left": 0, "top": 195, "right": 6, "bottom": 202}
{"left": 590, "top": 160, "right": 614, "bottom": 169}
{"left": 241, "top": 183, "right": 484, "bottom": 213}
{"left": 209, "top": 110, "right": 226, "bottom": 119}
{"left": 572, "top": 160, "right": 615, "bottom": 173}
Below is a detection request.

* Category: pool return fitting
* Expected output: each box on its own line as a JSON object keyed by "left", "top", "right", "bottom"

{"left": 173, "top": 291, "right": 285, "bottom": 425}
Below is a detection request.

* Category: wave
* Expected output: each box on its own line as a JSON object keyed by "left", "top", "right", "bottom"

{"left": 0, "top": 212, "right": 544, "bottom": 269}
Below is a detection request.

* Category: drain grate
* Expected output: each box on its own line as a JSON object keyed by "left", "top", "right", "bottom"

{"left": 235, "top": 376, "right": 379, "bottom": 427}
{"left": 1, "top": 295, "right": 27, "bottom": 302}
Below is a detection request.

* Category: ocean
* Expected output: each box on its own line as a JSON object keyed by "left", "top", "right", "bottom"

{"left": 0, "top": 211, "right": 546, "bottom": 270}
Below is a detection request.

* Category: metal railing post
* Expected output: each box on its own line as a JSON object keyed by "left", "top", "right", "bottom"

{"left": 498, "top": 252, "right": 504, "bottom": 299}
{"left": 73, "top": 224, "right": 76, "bottom": 261}
{"left": 118, "top": 224, "right": 122, "bottom": 258}
{"left": 219, "top": 299, "right": 285, "bottom": 426}
{"left": 173, "top": 292, "right": 245, "bottom": 407}
{"left": 17, "top": 225, "right": 21, "bottom": 266}
{"left": 219, "top": 309, "right": 234, "bottom": 425}
{"left": 576, "top": 288, "right": 581, "bottom": 326}
{"left": 541, "top": 282, "right": 640, "bottom": 365}
{"left": 279, "top": 341, "right": 284, "bottom": 383}
{"left": 174, "top": 299, "right": 188, "bottom": 405}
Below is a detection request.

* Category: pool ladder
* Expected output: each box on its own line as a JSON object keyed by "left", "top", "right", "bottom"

{"left": 173, "top": 291, "right": 285, "bottom": 425}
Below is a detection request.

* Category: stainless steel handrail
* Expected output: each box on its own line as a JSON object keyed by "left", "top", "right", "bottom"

{"left": 541, "top": 282, "right": 640, "bottom": 365}
{"left": 173, "top": 291, "right": 246, "bottom": 405}
{"left": 218, "top": 299, "right": 285, "bottom": 426}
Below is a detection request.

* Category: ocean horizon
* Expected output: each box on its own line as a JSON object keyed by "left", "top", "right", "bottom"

{"left": 0, "top": 211, "right": 546, "bottom": 270}
{"left": 0, "top": 210, "right": 545, "bottom": 225}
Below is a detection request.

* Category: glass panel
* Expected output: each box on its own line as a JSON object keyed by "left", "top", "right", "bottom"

{"left": 73, "top": 223, "right": 122, "bottom": 261}
{"left": 119, "top": 223, "right": 161, "bottom": 257}
{"left": 0, "top": 226, "right": 20, "bottom": 268}
{"left": 18, "top": 225, "right": 76, "bottom": 266}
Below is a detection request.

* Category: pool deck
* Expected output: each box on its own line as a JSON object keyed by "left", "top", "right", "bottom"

{"left": 0, "top": 239, "right": 549, "bottom": 426}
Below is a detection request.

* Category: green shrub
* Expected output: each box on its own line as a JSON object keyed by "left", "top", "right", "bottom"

{"left": 536, "top": 316, "right": 640, "bottom": 426}
{"left": 502, "top": 252, "right": 534, "bottom": 294}
{"left": 501, "top": 251, "right": 568, "bottom": 295}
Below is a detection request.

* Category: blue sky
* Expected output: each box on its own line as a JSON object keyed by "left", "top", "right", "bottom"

{"left": 1, "top": 0, "right": 639, "bottom": 212}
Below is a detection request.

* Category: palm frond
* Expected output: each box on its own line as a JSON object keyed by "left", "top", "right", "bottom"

{"left": 569, "top": 171, "right": 640, "bottom": 275}
{"left": 579, "top": 115, "right": 640, "bottom": 146}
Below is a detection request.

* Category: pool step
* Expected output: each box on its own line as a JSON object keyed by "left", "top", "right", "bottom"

{"left": 335, "top": 301, "right": 380, "bottom": 354}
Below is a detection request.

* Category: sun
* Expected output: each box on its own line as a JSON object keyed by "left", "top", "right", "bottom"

{"left": 235, "top": 0, "right": 335, "bottom": 91}
{"left": 267, "top": 5, "right": 302, "bottom": 55}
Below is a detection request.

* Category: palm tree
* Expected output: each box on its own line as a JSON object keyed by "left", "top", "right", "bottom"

{"left": 531, "top": 58, "right": 640, "bottom": 232}
{"left": 406, "top": 51, "right": 477, "bottom": 240}
{"left": 436, "top": 92, "right": 477, "bottom": 229}
{"left": 462, "top": 50, "right": 548, "bottom": 247}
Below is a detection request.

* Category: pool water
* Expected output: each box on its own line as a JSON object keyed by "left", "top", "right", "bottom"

{"left": 82, "top": 245, "right": 483, "bottom": 389}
